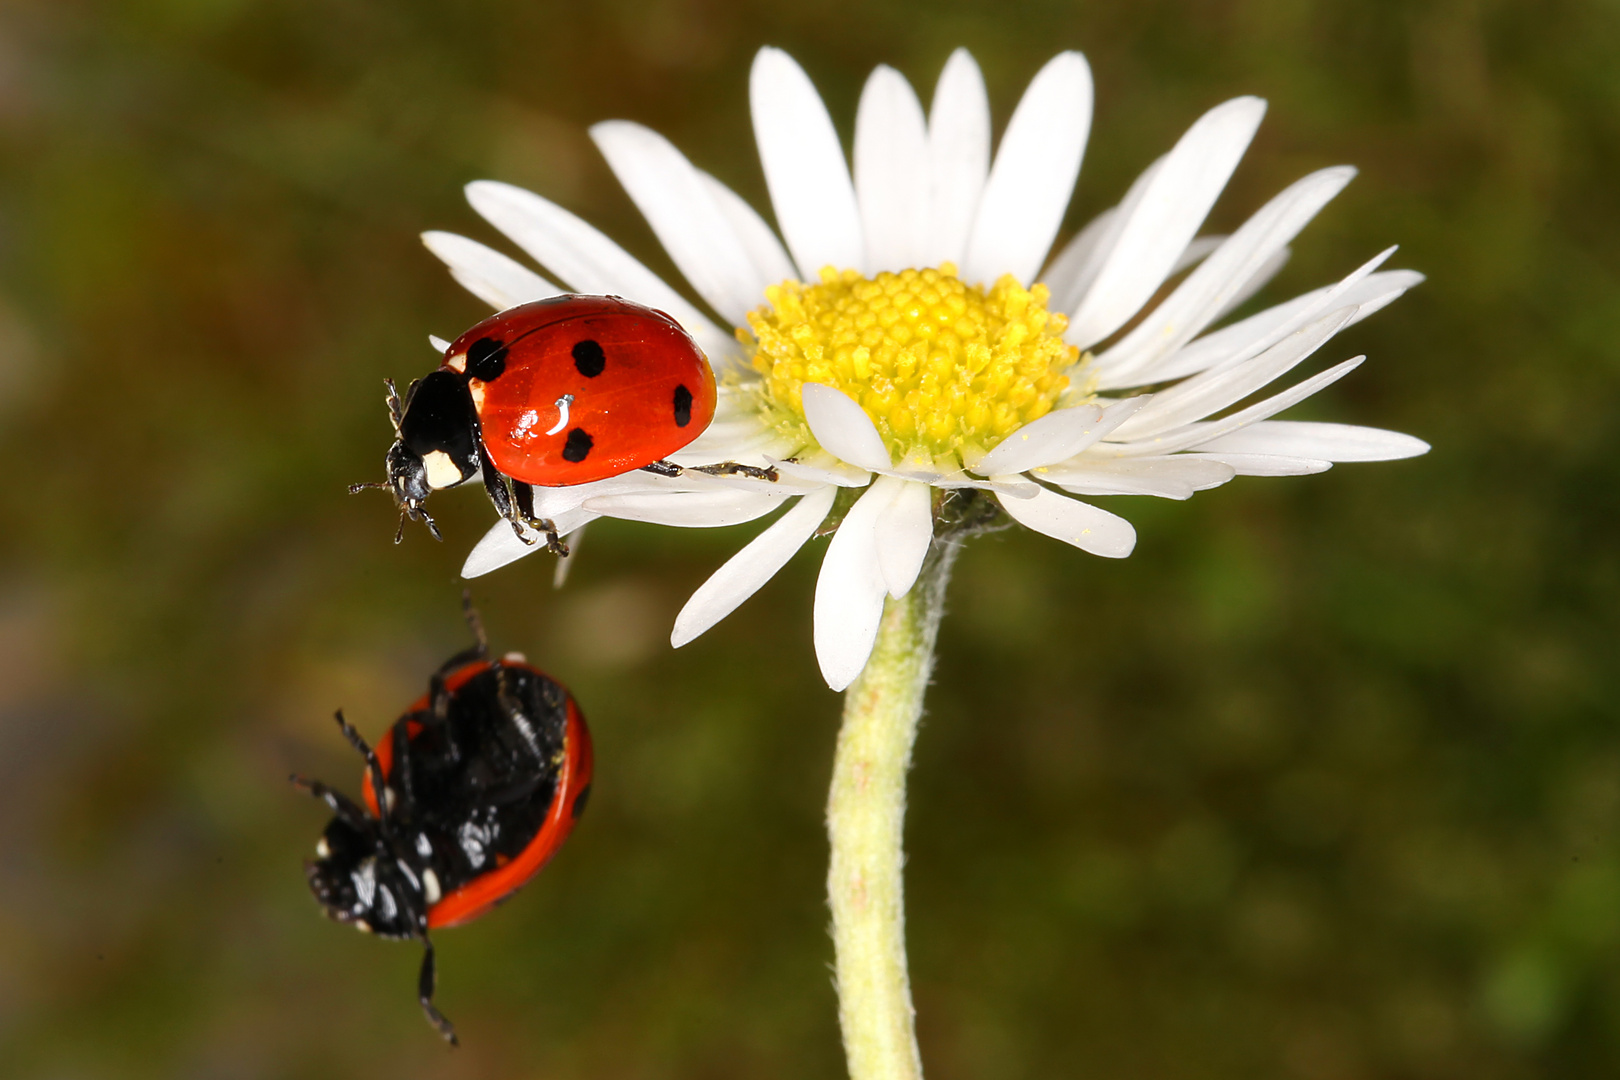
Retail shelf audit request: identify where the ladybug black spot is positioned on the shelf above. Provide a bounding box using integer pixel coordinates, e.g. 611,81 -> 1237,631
562,427 -> 593,462
572,784 -> 592,819
673,384 -> 693,427
467,338 -> 508,381
572,339 -> 606,378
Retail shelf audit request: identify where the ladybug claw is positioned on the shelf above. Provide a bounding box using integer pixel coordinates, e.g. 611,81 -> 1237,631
540,520 -> 568,557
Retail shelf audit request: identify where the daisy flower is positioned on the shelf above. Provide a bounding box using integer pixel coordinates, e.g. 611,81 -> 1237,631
427,47 -> 1426,693
418,47 -> 1428,1080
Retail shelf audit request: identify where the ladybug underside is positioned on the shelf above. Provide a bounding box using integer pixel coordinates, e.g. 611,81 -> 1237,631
310,664 -> 569,936
296,632 -> 591,1044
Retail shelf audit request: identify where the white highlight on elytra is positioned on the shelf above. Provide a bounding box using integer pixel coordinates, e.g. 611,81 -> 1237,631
545,394 -> 575,436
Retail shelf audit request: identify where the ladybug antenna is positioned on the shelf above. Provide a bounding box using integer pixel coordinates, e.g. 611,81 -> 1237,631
418,937 -> 458,1045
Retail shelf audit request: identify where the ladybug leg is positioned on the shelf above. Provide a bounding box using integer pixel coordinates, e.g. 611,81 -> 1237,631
493,665 -> 544,762
417,938 -> 459,1046
642,459 -> 780,482
288,774 -> 372,831
511,482 -> 569,557
691,461 -> 780,481
383,377 -> 405,434
389,714 -> 422,809
460,590 -> 490,656
332,710 -> 394,827
476,442 -> 527,535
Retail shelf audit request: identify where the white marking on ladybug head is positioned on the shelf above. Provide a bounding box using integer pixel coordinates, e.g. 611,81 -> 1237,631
445,351 -> 466,373
544,394 -> 574,436
422,868 -> 442,905
502,651 -> 527,664
421,451 -> 463,490
316,837 -> 331,859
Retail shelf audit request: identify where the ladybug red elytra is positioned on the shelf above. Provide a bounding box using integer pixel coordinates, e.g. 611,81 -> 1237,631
292,601 -> 593,1044
352,295 -> 775,551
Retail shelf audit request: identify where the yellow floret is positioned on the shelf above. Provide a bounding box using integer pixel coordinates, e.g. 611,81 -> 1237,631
740,264 -> 1083,468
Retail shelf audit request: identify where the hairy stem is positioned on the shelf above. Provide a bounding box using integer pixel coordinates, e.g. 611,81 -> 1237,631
827,539 -> 960,1080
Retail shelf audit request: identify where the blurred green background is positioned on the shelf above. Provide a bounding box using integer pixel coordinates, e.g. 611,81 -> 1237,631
1,0 -> 1617,1076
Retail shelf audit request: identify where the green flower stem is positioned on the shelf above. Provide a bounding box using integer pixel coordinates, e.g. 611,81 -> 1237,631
827,539 -> 961,1080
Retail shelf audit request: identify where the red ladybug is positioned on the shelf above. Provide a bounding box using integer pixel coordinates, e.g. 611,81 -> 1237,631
353,295 -> 772,550
293,602 -> 592,1044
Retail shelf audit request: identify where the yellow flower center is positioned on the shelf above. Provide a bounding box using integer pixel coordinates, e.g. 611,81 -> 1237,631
740,264 -> 1082,470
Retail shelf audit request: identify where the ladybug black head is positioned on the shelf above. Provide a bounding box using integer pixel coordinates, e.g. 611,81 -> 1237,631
305,815 -> 426,939
352,372 -> 482,543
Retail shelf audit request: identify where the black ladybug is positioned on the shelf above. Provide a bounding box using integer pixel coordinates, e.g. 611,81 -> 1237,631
292,600 -> 593,1043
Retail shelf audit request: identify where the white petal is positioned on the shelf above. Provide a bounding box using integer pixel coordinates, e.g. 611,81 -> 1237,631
698,171 -> 799,290
926,49 -> 991,267
984,475 -> 1042,499
421,231 -> 562,310
972,404 -> 1103,476
582,487 -> 791,527
1110,306 -> 1356,439
1039,206 -> 1115,305
962,52 -> 1093,287
552,526 -> 589,587
464,180 -> 741,366
1178,247 -> 1397,378
429,334 -> 451,353
592,121 -> 772,327
1147,268 -> 1423,384
1188,452 -> 1332,476
1195,420 -> 1429,460
529,472 -> 654,517
814,480 -> 894,690
1039,455 -> 1236,499
874,477 -> 932,597
800,383 -> 893,471
1094,166 -> 1355,385
855,66 -> 931,272
750,48 -> 865,276
1210,245 -> 1291,322
1108,356 -> 1366,456
461,508 -> 597,579
1067,97 -> 1267,348
997,487 -> 1136,558
672,485 -> 838,647
463,523 -> 536,578
769,453 -> 873,487
1048,156 -> 1163,315
1172,235 -> 1226,274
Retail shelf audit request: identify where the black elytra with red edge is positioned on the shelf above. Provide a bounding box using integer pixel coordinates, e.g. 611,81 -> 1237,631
292,603 -> 593,1044
349,294 -> 776,553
